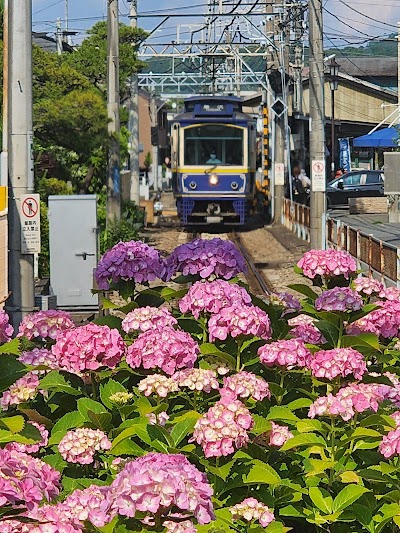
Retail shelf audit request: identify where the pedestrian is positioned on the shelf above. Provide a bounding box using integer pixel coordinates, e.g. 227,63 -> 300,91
291,161 -> 307,204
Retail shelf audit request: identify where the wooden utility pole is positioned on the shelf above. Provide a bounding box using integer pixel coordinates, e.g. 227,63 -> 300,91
107,0 -> 121,223
309,0 -> 326,249
6,0 -> 36,327
128,0 -> 140,206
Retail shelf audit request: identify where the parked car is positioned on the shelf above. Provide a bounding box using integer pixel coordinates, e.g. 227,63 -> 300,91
306,170 -> 384,208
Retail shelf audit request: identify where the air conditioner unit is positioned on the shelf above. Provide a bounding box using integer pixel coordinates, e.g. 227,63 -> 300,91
383,152 -> 400,195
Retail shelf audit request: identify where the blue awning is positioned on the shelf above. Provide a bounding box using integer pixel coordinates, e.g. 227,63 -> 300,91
353,127 -> 399,148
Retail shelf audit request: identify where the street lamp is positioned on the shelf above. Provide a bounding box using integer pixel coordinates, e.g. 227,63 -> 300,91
329,58 -> 340,179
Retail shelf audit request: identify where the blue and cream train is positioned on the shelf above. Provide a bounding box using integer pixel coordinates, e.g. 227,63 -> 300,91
171,96 -> 257,225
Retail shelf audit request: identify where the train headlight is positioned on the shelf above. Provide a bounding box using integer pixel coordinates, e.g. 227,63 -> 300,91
231,181 -> 239,190
189,181 -> 197,190
209,173 -> 219,186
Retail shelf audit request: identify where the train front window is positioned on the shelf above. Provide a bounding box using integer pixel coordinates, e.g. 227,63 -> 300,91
184,125 -> 244,166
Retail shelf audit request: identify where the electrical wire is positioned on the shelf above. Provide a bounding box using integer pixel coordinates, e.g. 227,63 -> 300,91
337,0 -> 398,30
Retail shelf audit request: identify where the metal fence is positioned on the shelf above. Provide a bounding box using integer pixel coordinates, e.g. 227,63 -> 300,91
281,198 -> 400,286
282,199 -> 310,242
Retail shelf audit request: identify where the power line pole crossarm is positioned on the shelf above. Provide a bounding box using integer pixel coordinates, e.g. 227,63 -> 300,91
128,0 -> 140,207
107,0 -> 121,223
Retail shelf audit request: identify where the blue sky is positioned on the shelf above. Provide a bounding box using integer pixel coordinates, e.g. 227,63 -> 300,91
32,0 -> 400,47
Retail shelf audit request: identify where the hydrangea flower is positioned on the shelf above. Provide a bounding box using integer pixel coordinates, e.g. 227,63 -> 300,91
297,249 -> 357,280
174,368 -> 219,393
258,338 -> 312,369
94,240 -> 166,290
288,314 -> 326,345
379,428 -> 400,458
354,277 -> 384,296
1,372 -> 40,410
138,374 -> 179,397
165,238 -> 246,281
6,421 -> 48,454
122,306 -> 177,334
2,506 -> 83,533
220,371 -> 270,401
379,286 -> 400,301
164,519 -> 197,533
0,309 -> 13,343
230,498 -> 275,528
58,428 -> 112,464
146,412 -> 170,426
18,310 -> 74,341
0,448 -> 60,510
19,347 -> 59,374
63,485 -> 111,528
208,304 -> 271,342
268,292 -> 301,314
391,411 -> 400,427
346,300 -> 400,338
52,323 -> 125,374
191,398 -> 254,457
315,287 -> 363,312
309,348 -> 367,380
269,421 -> 294,447
109,392 -> 134,405
179,280 -> 251,319
104,453 -> 214,525
126,327 -> 199,375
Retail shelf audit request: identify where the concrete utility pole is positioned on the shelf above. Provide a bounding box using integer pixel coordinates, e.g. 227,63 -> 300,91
107,0 -> 121,223
56,18 -> 63,55
388,21 -> 400,223
150,94 -> 159,192
128,0 -> 140,206
309,0 -> 326,249
6,0 -> 35,327
1,0 -> 8,188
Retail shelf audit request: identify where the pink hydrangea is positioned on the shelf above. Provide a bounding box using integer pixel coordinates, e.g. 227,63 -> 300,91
138,374 -> 179,397
18,310 -> 74,341
269,421 -> 294,447
104,453 -> 215,525
122,306 -> 177,334
220,371 -> 270,401
391,411 -> 400,427
346,300 -> 400,338
0,309 -> 13,343
63,485 -> 111,528
309,348 -> 367,380
308,382 -> 392,421
354,277 -> 384,296
164,519 -> 197,533
165,238 -> 247,281
379,428 -> 400,458
7,421 -> 48,454
58,428 -> 111,464
230,498 -> 275,528
179,280 -> 252,319
268,292 -> 301,314
297,249 -> 357,280
258,338 -> 312,369
19,347 -> 59,374
190,398 -> 254,457
52,323 -> 125,374
126,327 -> 199,375
379,286 -> 400,301
2,506 -> 83,533
208,304 -> 271,342
1,372 -> 40,410
0,448 -> 60,510
146,411 -> 170,426
315,287 -> 363,312
174,368 -> 219,393
94,240 -> 166,290
288,314 -> 326,345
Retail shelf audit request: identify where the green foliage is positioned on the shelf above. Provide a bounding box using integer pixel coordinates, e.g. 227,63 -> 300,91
99,200 -> 144,255
36,177 -> 72,203
144,151 -> 152,170
38,201 -> 49,278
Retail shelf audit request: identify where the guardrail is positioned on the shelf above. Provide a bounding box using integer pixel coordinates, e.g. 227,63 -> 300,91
282,199 -> 310,242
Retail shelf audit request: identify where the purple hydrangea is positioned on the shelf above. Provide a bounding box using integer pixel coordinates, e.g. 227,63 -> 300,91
94,240 -> 166,290
0,309 -> 13,343
315,287 -> 363,312
165,238 -> 247,281
268,292 -> 301,314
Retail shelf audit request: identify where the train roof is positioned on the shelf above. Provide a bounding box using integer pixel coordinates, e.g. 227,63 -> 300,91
172,95 -> 254,123
184,95 -> 243,104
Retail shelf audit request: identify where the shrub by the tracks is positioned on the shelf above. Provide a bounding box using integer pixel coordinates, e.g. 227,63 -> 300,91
3,243 -> 400,532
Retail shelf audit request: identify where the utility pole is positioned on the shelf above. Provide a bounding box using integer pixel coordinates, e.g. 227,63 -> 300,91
150,94 -> 159,193
107,0 -> 121,223
309,0 -> 326,249
1,0 -> 8,188
128,0 -> 140,206
56,18 -> 63,56
6,0 -> 35,327
388,21 -> 400,223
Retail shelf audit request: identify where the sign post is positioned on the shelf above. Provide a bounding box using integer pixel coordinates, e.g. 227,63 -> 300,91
311,160 -> 326,192
21,194 -> 41,254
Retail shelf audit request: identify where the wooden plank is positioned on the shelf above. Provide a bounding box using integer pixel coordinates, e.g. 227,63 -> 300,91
349,197 -> 387,215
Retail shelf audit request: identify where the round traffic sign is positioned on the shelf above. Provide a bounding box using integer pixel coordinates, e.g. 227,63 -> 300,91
22,197 -> 39,218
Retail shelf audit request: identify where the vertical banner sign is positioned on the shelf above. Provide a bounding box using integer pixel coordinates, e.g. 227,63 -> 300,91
21,194 -> 41,254
311,160 -> 326,192
339,138 -> 351,173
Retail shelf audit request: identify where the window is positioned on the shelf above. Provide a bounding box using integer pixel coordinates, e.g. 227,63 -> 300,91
365,172 -> 382,184
184,125 -> 244,166
342,173 -> 361,187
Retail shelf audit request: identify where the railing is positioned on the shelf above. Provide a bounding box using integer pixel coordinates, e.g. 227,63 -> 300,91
282,198 -> 310,242
326,217 -> 400,286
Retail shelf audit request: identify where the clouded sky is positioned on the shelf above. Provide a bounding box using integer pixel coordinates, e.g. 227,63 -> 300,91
32,0 -> 400,48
